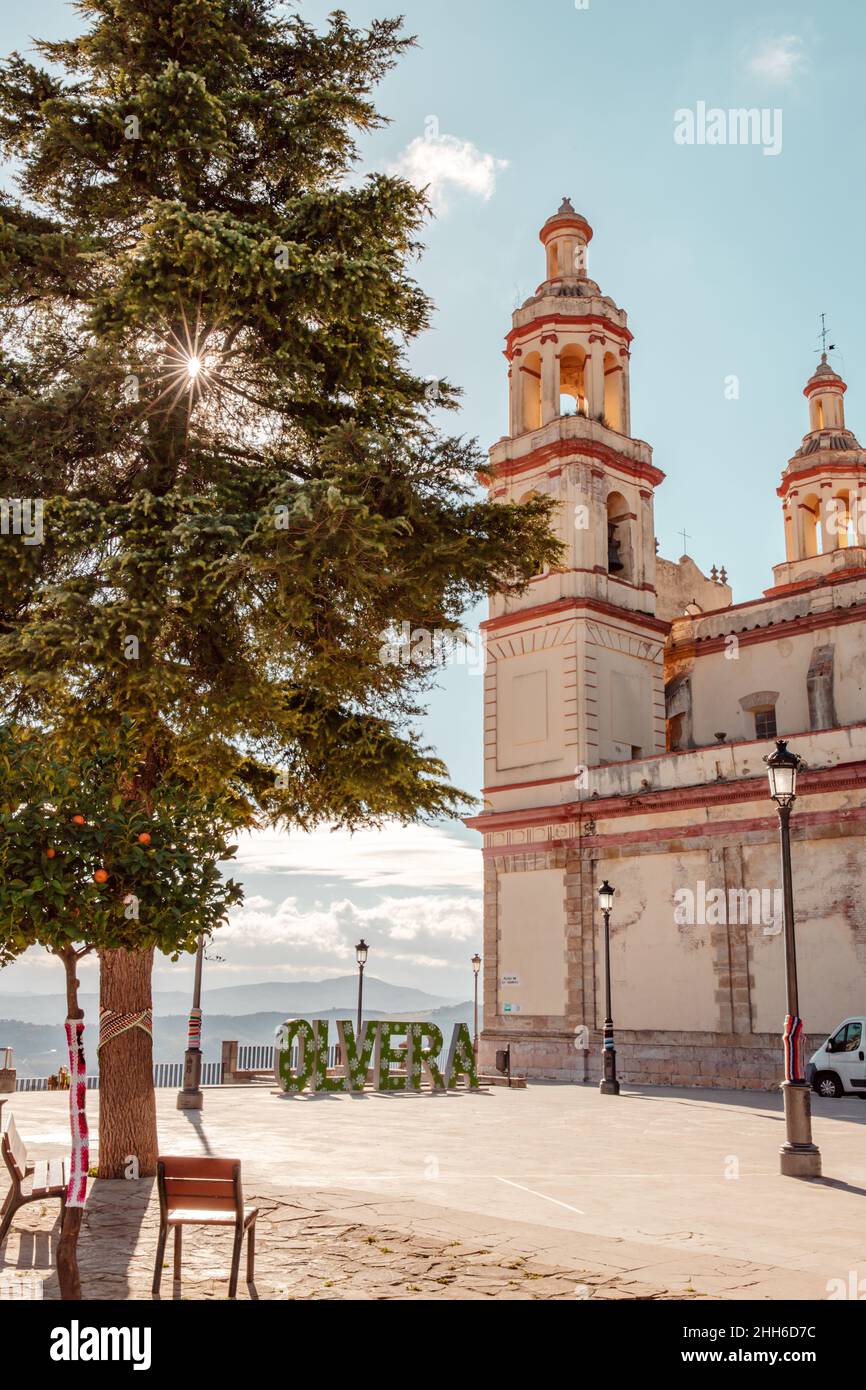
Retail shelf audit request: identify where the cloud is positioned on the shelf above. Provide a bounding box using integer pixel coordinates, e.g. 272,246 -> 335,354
747,35 -> 805,83
230,821 -> 481,892
221,892 -> 481,960
389,132 -> 508,213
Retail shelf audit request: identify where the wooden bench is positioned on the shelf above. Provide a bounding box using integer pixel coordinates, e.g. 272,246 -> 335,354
0,1112 -> 67,1246
152,1155 -> 258,1299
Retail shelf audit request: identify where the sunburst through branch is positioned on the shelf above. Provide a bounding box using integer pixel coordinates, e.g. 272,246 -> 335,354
142,300 -> 247,434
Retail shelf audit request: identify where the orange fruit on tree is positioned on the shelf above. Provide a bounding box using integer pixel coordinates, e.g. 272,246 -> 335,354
93,868 -> 109,884
46,847 -> 56,859
72,815 -> 85,826
137,832 -> 151,845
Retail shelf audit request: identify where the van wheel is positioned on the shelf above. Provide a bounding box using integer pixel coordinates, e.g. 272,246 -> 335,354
816,1072 -> 843,1098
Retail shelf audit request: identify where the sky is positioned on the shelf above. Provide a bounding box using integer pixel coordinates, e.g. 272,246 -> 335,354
3,0 -> 865,997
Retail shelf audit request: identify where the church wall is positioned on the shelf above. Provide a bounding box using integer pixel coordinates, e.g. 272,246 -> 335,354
497,867 -> 567,1017
688,635 -> 810,745
593,847 -> 717,1030
478,761 -> 866,1088
679,608 -> 866,746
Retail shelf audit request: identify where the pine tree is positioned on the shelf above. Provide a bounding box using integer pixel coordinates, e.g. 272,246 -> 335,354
0,0 -> 559,1217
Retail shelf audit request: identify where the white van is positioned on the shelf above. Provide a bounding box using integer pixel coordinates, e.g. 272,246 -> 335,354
807,1018 -> 866,1098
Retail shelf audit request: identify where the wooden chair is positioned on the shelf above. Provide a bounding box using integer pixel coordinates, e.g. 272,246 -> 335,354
152,1155 -> 258,1298
0,1112 -> 67,1246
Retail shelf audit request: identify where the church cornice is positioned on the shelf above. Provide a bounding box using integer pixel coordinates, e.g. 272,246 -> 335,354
485,435 -> 665,490
778,456 -> 866,498
505,313 -> 633,357
467,755 -> 866,838
480,594 -> 671,636
668,587 -> 866,657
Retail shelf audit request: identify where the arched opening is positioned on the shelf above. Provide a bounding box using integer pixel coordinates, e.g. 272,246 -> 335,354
520,351 -> 541,433
815,399 -> 825,430
558,344 -> 587,417
801,494 -> 821,557
606,490 -> 634,583
603,352 -> 624,432
833,491 -> 855,548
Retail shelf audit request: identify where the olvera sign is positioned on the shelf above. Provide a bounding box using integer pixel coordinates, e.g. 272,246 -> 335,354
275,1019 -> 478,1093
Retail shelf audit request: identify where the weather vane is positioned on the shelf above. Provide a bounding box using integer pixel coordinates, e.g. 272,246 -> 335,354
817,312 -> 836,357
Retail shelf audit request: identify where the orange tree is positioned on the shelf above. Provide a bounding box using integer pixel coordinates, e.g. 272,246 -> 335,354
0,720 -> 242,1297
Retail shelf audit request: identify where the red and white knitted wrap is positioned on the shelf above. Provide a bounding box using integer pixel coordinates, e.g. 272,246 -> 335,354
64,1018 -> 89,1208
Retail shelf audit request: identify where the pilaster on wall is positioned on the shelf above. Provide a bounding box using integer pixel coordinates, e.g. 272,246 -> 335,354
721,843 -> 756,1035
564,850 -> 585,1027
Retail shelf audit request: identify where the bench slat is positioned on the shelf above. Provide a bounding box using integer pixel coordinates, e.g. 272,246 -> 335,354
31,1158 -> 66,1196
2,1114 -> 28,1182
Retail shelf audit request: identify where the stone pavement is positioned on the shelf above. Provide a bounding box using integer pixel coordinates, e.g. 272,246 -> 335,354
2,1082 -> 865,1300
1,1179 -> 686,1301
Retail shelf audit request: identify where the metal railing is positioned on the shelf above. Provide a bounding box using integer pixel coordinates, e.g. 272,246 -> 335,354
15,1060 -> 223,1093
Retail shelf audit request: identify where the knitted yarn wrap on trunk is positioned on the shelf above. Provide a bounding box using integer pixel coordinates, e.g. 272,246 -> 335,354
64,1018 -> 88,1208
96,1006 -> 153,1054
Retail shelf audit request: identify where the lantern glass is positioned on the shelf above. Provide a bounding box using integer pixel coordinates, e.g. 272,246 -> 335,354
355,939 -> 369,967
471,953 -> 481,975
597,880 -> 615,913
764,740 -> 800,807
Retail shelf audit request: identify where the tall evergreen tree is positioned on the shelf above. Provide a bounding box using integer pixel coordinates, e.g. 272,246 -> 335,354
0,0 -> 558,1193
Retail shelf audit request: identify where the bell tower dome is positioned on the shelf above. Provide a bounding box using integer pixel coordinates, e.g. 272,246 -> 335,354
772,353 -> 866,585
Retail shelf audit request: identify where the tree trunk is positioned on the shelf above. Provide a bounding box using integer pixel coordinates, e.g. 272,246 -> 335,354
98,947 -> 158,1179
57,948 -> 88,1300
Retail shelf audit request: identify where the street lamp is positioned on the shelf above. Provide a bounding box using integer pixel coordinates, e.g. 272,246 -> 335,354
764,739 -> 821,1178
177,934 -> 205,1111
597,880 -> 619,1096
355,939 -> 368,1036
471,953 -> 482,1058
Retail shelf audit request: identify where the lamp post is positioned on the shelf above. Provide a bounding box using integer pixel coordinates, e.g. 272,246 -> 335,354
177,934 -> 205,1111
355,939 -> 368,1036
764,740 -> 821,1178
597,880 -> 619,1095
471,953 -> 481,1058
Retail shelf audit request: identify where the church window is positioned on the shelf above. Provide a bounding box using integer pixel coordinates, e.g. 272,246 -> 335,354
754,707 -> 777,740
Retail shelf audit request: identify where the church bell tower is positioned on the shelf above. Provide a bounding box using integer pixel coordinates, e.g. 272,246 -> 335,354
467,202 -> 669,1075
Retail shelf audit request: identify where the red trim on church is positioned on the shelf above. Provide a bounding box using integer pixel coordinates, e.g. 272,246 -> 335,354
505,314 -> 633,356
777,460 -> 866,498
669,594 -> 866,658
466,755 -> 866,837
487,435 -> 665,491
481,595 -> 670,637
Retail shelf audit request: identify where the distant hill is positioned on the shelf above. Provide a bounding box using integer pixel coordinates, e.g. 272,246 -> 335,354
0,974 -> 459,1029
0,1001 -> 474,1076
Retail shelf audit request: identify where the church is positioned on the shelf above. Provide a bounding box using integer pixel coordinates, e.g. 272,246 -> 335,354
466,199 -> 866,1089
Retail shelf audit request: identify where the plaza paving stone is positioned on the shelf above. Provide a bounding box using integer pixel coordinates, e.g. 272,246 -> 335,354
2,1081 -> 864,1300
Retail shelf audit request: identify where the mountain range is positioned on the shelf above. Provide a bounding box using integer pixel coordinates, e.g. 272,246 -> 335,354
0,977 -> 472,1076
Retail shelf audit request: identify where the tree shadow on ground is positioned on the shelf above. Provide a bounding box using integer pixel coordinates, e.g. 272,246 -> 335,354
77,1176 -> 155,1300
